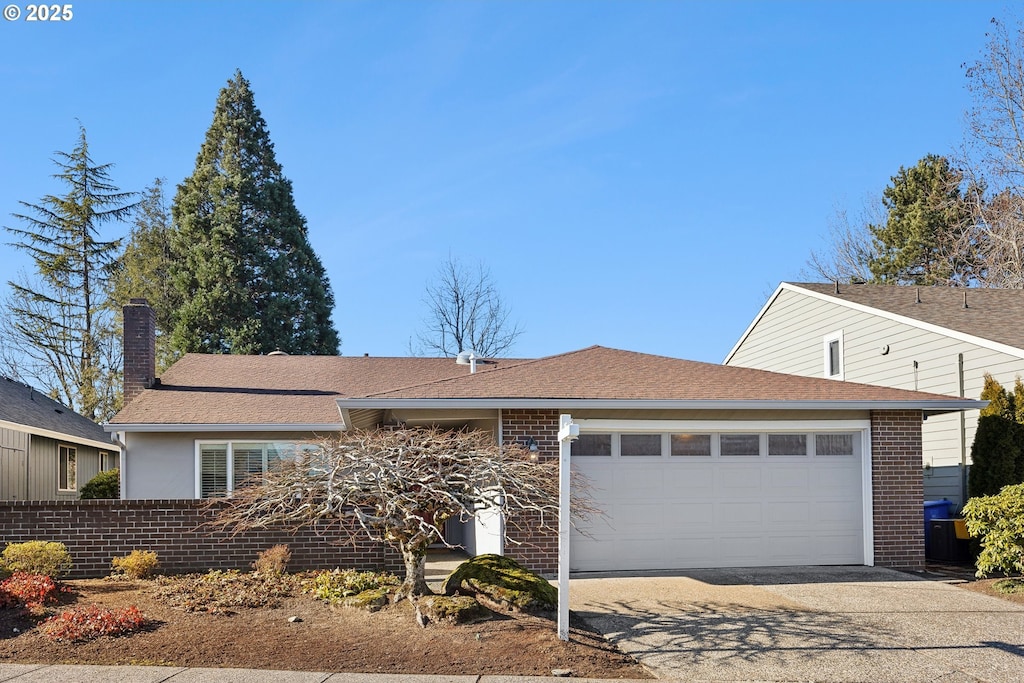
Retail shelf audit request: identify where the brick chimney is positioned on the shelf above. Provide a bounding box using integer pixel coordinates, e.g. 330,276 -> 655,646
123,298 -> 156,405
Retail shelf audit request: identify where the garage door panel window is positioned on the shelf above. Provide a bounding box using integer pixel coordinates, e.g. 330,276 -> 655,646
815,433 -> 856,456
571,433 -> 612,457
720,434 -> 760,456
768,434 -> 808,457
670,433 -> 712,457
620,434 -> 662,456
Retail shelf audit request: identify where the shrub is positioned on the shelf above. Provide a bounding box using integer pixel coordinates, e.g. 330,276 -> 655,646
0,572 -> 61,608
1,541 -> 72,579
252,544 -> 291,575
963,483 -> 1024,578
111,550 -> 160,580
154,570 -> 297,612
41,605 -> 146,641
80,468 -> 120,499
302,569 -> 400,604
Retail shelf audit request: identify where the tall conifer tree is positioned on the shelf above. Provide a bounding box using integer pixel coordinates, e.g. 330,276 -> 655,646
170,70 -> 339,355
2,124 -> 136,420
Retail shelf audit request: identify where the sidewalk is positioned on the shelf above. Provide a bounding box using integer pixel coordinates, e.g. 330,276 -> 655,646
0,665 -> 661,683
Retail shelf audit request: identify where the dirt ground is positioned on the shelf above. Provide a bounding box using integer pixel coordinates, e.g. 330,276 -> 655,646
958,577 -> 1024,605
0,579 -> 650,678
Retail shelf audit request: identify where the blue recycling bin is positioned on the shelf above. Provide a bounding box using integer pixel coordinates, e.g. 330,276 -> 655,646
924,499 -> 954,558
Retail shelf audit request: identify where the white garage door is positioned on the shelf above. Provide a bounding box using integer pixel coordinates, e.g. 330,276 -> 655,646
570,428 -> 866,571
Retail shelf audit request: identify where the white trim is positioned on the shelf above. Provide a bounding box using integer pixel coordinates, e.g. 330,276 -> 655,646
335,398 -> 982,413
861,425 -> 875,566
57,444 -> 77,492
575,418 -> 871,432
823,329 -> 845,381
0,419 -> 120,452
107,423 -> 343,433
723,282 -> 787,363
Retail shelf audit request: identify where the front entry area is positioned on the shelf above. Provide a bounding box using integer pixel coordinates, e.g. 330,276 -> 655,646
569,423 -> 868,571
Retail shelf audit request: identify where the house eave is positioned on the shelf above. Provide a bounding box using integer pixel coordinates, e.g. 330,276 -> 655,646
0,419 -> 121,452
335,397 -> 984,414
104,423 -> 345,434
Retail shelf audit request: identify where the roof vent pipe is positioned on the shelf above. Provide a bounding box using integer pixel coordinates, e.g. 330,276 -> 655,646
916,288 -> 921,304
963,291 -> 969,309
455,350 -> 479,373
834,280 -> 840,294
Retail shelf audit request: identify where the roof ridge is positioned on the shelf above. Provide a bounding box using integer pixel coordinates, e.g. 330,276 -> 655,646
362,346 -> 609,398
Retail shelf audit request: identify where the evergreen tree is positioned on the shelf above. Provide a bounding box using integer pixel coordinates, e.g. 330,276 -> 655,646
868,154 -> 974,285
108,178 -> 181,372
170,70 -> 339,355
968,374 -> 1023,498
2,124 -> 136,420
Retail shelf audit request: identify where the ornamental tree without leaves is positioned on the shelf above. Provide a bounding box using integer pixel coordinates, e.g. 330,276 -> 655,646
212,427 -> 597,601
170,70 -> 339,356
2,125 -> 136,420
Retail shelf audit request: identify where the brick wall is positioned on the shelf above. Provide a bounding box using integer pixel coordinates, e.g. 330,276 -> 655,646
0,500 -> 400,578
501,409 -> 560,577
870,410 -> 925,570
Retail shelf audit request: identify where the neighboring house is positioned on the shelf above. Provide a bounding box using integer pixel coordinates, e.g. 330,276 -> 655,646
725,282 -> 1023,507
106,300 -> 981,575
0,376 -> 120,500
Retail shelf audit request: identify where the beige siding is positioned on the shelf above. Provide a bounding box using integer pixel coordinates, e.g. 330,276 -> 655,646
729,287 -> 1024,505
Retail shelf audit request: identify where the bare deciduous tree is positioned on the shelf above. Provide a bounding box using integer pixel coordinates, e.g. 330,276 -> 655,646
961,16 -> 1024,288
804,200 -> 881,283
414,256 -> 522,358
212,427 -> 596,601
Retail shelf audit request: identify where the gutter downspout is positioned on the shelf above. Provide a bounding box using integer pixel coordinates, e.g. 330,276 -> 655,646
959,354 -> 967,507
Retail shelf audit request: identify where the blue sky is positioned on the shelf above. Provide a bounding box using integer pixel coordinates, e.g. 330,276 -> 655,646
0,1 -> 1009,363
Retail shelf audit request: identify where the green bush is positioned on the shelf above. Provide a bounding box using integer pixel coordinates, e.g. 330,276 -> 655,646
962,483 -> 1024,578
302,569 -> 399,604
1,541 -> 72,579
111,550 -> 160,579
80,468 -> 120,499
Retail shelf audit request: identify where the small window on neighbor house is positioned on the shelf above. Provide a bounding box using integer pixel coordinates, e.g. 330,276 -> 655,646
620,434 -> 662,456
99,451 -> 115,471
670,434 -> 712,457
824,331 -> 844,379
571,434 -> 612,456
720,434 -> 760,456
58,445 -> 77,491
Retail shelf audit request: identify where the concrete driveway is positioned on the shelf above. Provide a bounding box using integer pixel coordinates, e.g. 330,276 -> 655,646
570,566 -> 1024,682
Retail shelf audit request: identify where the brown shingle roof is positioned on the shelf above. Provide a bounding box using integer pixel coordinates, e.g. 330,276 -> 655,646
109,354 -> 521,425
110,347 -> 979,428
788,283 -> 1024,350
356,346 -> 966,403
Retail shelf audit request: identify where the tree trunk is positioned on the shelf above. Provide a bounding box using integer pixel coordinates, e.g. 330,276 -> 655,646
395,541 -> 432,601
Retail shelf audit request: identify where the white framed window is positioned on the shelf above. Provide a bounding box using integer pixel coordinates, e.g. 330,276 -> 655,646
195,441 -> 294,498
99,451 -> 116,471
58,445 -> 77,491
823,330 -> 844,380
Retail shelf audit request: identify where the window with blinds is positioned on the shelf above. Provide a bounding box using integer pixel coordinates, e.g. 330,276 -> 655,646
198,442 -> 295,498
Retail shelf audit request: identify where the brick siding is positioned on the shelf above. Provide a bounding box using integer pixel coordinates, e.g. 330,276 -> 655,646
501,409 -> 561,577
870,409 -> 925,570
0,500 -> 400,578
